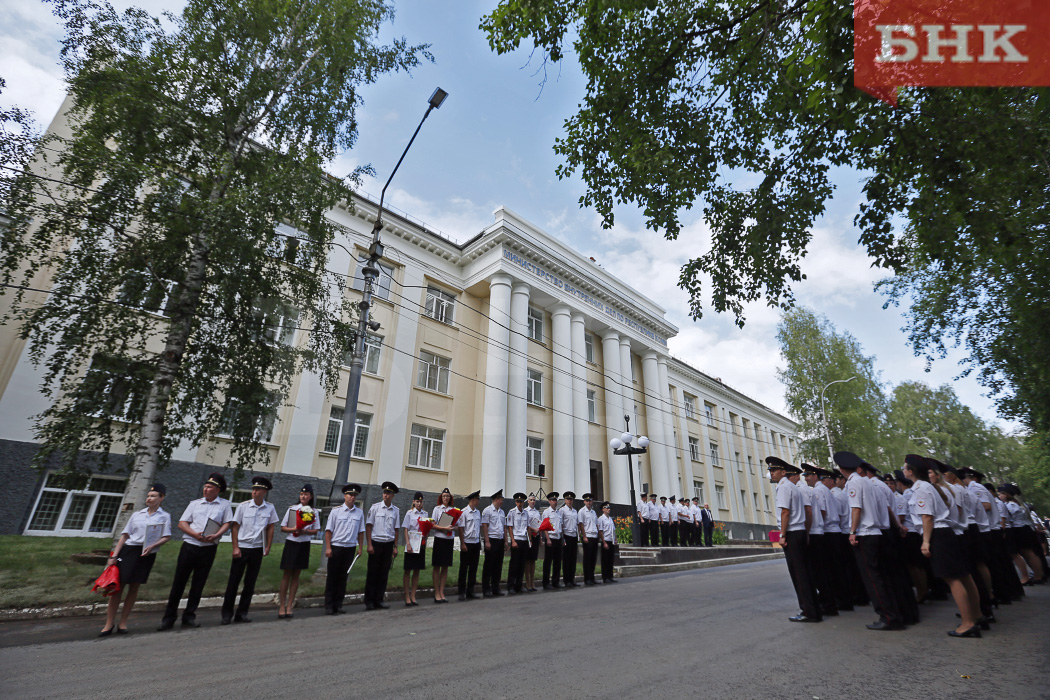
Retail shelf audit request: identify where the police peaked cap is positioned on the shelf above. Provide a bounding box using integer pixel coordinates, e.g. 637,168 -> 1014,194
562,490 -> 575,499
381,481 -> 399,494
833,451 -> 863,471
251,476 -> 273,490
958,467 -> 985,481
801,463 -> 819,475
205,472 -> 227,491
547,492 -> 560,500
513,492 -> 527,501
150,483 -> 167,496
342,483 -> 361,495
600,501 -> 611,509
766,456 -> 800,474
490,488 -> 504,500
904,454 -> 929,472
467,490 -> 482,500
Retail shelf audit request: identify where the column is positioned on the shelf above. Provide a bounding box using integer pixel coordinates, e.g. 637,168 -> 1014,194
282,369 -> 325,476
570,313 -> 590,494
550,305 -> 574,494
505,282 -> 530,497
480,274 -> 512,496
600,329 -> 628,504
656,358 -> 678,497
697,401 -> 719,512
640,352 -> 670,498
618,338 -> 639,492
720,406 -> 743,520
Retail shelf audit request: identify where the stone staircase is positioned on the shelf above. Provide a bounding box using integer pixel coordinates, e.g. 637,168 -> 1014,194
613,544 -> 783,577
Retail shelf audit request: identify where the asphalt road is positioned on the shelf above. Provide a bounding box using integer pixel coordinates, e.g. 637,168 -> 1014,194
2,559 -> 1047,699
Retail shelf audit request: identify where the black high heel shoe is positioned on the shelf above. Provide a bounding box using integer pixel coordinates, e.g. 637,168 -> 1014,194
947,625 -> 982,638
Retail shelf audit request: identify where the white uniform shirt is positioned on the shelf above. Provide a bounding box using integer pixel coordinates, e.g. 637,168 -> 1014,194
647,501 -> 659,520
508,507 -> 531,541
281,504 -> 321,543
799,483 -> 823,535
178,497 -> 234,546
560,505 -> 579,537
232,500 -> 280,548
832,487 -> 850,531
690,504 -> 702,525
1005,501 -> 1028,529
967,481 -> 991,532
775,479 -> 807,532
846,473 -> 881,536
679,503 -> 693,524
325,503 -> 365,547
526,505 -> 541,534
868,478 -> 893,530
817,483 -> 840,534
658,503 -> 669,523
402,507 -> 427,533
597,513 -> 615,542
909,481 -> 953,529
366,502 -> 400,542
541,505 -> 562,539
121,507 -> 172,546
892,492 -> 908,528
987,497 -> 1003,530
945,482 -> 968,535
459,505 -> 482,543
483,504 -> 506,540
579,506 -> 599,538
432,504 -> 455,539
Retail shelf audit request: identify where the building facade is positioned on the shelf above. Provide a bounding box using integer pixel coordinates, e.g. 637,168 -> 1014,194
0,109 -> 799,537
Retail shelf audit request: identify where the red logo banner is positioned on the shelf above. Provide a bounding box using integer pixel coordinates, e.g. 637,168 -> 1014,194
854,0 -> 1050,105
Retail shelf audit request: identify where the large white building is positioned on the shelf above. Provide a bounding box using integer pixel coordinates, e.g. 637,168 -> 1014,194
0,105 -> 799,538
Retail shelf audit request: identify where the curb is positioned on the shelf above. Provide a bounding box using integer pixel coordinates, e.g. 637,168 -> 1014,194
0,550 -> 782,622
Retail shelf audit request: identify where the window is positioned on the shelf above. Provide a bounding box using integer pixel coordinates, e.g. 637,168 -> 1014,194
735,451 -> 742,471
709,442 -> 719,466
526,369 -> 543,406
341,334 -> 383,374
408,424 -> 445,470
266,223 -> 313,268
117,272 -> 177,317
705,404 -> 715,426
217,393 -> 280,443
729,413 -> 739,434
747,455 -> 754,474
683,395 -> 696,419
25,473 -> 126,537
80,354 -> 151,422
753,493 -> 760,514
256,301 -> 300,346
416,350 -> 451,394
584,334 -> 594,363
693,480 -> 704,503
688,437 -> 701,461
587,390 -> 596,423
352,260 -> 394,300
527,307 -> 543,341
424,286 -> 456,324
310,494 -> 331,542
715,485 -> 727,510
526,437 -> 543,476
764,495 -> 771,512
753,423 -> 760,440
322,406 -> 371,458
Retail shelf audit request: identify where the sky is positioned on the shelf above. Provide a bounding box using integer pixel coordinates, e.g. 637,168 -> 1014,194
0,0 -> 1012,431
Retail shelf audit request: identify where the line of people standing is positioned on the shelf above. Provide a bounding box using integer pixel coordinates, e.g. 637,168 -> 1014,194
637,492 -> 715,547
770,451 -> 1048,638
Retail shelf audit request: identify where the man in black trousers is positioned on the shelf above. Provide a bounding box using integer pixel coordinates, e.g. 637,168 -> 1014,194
560,491 -> 580,587
767,456 -> 821,623
456,490 -> 482,600
700,500 -> 714,547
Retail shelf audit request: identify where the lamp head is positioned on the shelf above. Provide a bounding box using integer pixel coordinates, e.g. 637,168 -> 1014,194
610,438 -> 624,450
637,436 -> 650,449
429,87 -> 448,109
367,320 -> 381,332
621,432 -> 634,445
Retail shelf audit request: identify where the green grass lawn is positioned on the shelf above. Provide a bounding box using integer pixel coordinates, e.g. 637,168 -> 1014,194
0,535 -> 517,609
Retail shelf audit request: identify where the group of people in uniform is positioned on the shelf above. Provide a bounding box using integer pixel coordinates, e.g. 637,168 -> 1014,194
770,451 -> 1048,638
96,475 -> 624,636
636,492 -> 715,547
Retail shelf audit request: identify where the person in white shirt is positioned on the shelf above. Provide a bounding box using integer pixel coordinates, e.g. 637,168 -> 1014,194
666,495 -> 678,546
221,476 -> 280,625
456,490 -> 482,600
646,494 -> 660,548
541,492 -> 563,590
482,489 -> 507,596
658,496 -> 670,547
690,497 -> 704,547
364,481 -> 400,610
100,483 -> 171,636
324,483 -> 365,615
998,483 -> 1045,585
767,456 -> 820,623
278,483 -> 321,619
402,492 -> 427,606
637,493 -> 649,547
579,493 -> 600,585
801,465 -> 837,618
158,472 -> 233,631
560,491 -> 580,587
819,469 -> 851,611
525,494 -> 542,591
933,460 -> 994,622
597,501 -> 618,582
431,487 -> 456,603
506,492 -> 532,594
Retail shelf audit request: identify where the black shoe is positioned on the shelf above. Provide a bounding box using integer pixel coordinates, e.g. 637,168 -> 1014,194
838,605 -> 854,612
551,583 -> 561,589
376,603 -> 390,610
543,584 -> 551,590
181,620 -> 201,628
947,625 -> 981,638
325,609 -> 336,615
566,582 -> 579,588
606,578 -> 618,583
978,618 -> 991,630
336,608 -> 348,614
788,614 -> 821,623
435,599 -> 448,604
866,621 -> 904,631
466,593 -> 477,599
116,627 -> 128,635
406,602 -> 414,607
458,594 -> 467,601
364,602 -> 375,610
234,616 -> 251,623
220,618 -> 232,626
483,592 -> 493,598
584,580 -> 596,586
822,609 -> 840,617
156,621 -> 174,631
98,628 -> 113,638
410,601 -> 419,606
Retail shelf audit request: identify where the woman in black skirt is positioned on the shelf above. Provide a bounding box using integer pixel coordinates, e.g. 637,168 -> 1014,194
431,488 -> 456,603
907,459 -> 982,638
278,484 -> 320,618
401,492 -> 427,606
100,484 -> 172,636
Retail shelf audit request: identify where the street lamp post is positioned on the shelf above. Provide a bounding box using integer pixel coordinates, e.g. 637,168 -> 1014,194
316,88 -> 447,575
819,375 -> 856,463
610,415 -> 648,547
